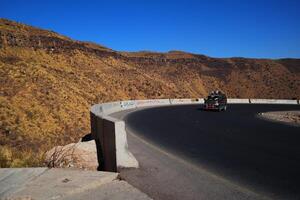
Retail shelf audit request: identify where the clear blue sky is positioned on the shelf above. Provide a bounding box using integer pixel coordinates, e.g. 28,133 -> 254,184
1,0 -> 300,58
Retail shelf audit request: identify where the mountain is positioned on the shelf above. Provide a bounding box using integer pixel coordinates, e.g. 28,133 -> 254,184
0,18 -> 299,167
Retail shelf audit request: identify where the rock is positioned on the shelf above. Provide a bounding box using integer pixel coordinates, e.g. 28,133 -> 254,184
45,140 -> 98,170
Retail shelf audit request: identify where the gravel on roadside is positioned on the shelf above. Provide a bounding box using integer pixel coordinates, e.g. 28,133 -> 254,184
259,111 -> 300,126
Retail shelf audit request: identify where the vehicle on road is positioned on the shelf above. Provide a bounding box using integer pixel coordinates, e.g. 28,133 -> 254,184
204,90 -> 227,111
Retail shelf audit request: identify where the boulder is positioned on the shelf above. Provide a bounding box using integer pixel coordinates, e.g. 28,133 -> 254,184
45,140 -> 98,170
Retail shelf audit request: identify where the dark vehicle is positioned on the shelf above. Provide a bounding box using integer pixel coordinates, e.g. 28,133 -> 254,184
204,90 -> 227,111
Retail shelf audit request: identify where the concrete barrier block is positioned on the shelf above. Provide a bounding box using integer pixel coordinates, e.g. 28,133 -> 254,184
250,99 -> 298,104
114,120 -> 139,169
102,116 -> 138,171
194,98 -> 204,104
101,102 -> 122,114
169,98 -> 204,105
91,103 -> 139,172
90,104 -> 104,116
92,114 -> 138,172
227,98 -> 250,104
135,99 -> 171,107
120,100 -> 137,110
102,100 -> 138,114
170,99 -> 192,105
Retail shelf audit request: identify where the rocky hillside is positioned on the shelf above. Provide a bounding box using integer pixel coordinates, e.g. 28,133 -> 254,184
0,18 -> 299,167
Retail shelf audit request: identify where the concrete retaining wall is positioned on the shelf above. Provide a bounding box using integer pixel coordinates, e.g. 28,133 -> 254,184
90,97 -> 299,172
120,100 -> 137,110
91,106 -> 138,172
249,99 -> 298,104
102,116 -> 138,170
170,98 -> 193,105
227,98 -> 250,104
135,99 -> 170,107
195,98 -> 205,104
170,98 -> 204,105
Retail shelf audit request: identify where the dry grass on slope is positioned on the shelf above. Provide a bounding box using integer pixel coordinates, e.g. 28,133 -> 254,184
0,46 -> 208,167
0,18 -> 69,41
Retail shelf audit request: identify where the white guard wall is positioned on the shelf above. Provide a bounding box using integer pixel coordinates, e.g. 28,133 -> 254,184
135,99 -> 170,107
90,98 -> 299,172
250,99 -> 298,104
170,98 -> 204,105
227,98 -> 250,103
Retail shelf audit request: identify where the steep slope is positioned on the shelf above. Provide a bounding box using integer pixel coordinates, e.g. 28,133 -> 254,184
0,18 -> 299,167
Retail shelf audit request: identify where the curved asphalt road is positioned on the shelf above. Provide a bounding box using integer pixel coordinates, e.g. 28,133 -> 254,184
116,104 -> 300,200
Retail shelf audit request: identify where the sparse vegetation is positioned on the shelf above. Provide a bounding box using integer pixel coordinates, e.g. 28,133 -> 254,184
0,18 -> 299,167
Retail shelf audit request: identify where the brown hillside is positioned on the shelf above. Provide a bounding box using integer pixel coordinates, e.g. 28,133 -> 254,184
0,18 -> 299,167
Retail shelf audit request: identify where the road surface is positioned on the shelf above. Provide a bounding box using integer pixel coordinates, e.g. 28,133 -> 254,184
113,104 -> 300,200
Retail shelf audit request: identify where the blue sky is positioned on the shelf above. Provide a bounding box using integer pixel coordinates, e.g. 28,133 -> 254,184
1,0 -> 300,58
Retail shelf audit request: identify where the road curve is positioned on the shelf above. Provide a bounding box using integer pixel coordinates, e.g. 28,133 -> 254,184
117,104 -> 300,200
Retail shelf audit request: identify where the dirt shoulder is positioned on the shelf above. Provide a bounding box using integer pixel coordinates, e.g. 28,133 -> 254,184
260,111 -> 300,127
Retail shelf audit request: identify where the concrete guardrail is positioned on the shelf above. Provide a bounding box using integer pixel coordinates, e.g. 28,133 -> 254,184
227,98 -> 250,104
90,98 -> 299,172
249,99 -> 298,104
